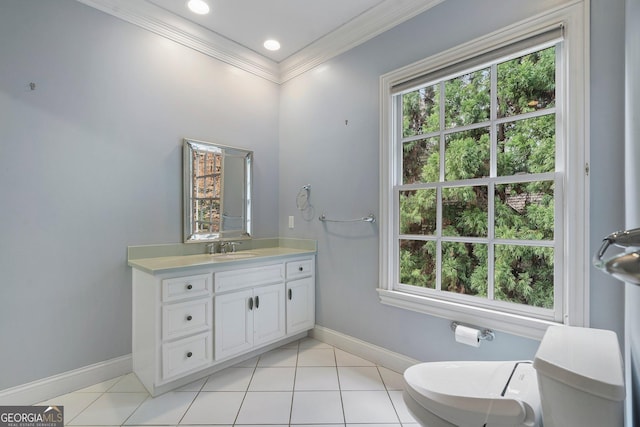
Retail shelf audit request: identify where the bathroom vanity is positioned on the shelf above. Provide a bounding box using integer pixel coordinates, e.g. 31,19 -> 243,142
128,241 -> 316,396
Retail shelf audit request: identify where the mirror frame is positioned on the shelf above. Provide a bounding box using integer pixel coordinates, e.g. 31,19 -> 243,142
183,138 -> 253,243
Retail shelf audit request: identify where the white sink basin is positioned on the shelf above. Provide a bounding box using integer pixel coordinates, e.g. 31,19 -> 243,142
211,251 -> 259,260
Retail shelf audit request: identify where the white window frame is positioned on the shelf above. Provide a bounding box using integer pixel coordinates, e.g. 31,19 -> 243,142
378,2 -> 589,340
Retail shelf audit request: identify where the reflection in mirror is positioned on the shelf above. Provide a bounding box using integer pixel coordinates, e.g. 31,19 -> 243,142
183,139 -> 252,243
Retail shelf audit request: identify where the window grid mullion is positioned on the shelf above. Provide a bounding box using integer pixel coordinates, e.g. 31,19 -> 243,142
400,107 -> 556,145
487,63 -> 498,301
436,80 -> 446,291
394,95 -> 402,288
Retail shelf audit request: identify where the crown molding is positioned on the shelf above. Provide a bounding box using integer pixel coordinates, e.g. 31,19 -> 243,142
75,0 -> 281,83
279,0 -> 446,82
75,0 -> 445,84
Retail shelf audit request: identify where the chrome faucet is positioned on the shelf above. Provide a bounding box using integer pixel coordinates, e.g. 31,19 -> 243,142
224,241 -> 242,253
206,241 -> 243,254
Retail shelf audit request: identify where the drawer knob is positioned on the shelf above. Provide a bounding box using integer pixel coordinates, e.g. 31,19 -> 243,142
186,315 -> 193,321
186,352 -> 193,358
186,283 -> 193,290
298,266 -> 304,272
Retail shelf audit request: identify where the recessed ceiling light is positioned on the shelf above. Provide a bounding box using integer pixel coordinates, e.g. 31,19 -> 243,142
187,0 -> 210,15
263,39 -> 281,51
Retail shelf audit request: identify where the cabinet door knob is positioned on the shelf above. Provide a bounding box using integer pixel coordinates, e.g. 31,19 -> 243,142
248,297 -> 254,310
186,352 -> 193,358
255,295 -> 259,309
186,283 -> 193,290
288,289 -> 293,300
186,315 -> 193,321
298,266 -> 304,272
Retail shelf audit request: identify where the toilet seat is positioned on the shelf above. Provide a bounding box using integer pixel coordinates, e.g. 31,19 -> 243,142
404,361 -> 541,427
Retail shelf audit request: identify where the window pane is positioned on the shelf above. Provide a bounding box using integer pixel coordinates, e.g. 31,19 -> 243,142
195,199 -> 220,232
442,186 -> 488,237
495,181 -> 554,240
399,240 -> 436,288
445,128 -> 490,180
403,84 -> 440,137
495,245 -> 554,308
497,46 -> 556,118
400,189 -> 437,235
497,115 -> 555,175
441,242 -> 487,296
445,68 -> 490,128
403,137 -> 439,184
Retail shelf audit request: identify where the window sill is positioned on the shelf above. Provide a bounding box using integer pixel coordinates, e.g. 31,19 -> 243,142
377,288 -> 558,341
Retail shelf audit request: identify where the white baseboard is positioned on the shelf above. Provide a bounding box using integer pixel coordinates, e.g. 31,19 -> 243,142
0,354 -> 132,405
310,325 -> 419,373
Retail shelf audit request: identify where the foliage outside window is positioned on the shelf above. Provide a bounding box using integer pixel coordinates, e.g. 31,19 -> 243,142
399,46 -> 557,313
379,5 -> 589,339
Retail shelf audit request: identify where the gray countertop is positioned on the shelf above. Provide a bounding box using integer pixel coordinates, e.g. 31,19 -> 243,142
128,238 -> 316,275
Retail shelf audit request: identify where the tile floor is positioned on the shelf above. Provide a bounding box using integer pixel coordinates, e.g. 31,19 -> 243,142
38,338 -> 419,426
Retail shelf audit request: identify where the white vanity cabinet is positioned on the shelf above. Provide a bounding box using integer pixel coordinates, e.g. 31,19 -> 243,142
130,252 -> 315,396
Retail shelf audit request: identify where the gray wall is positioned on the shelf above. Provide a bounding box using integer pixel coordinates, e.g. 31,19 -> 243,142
0,0 -> 279,390
279,0 -> 626,363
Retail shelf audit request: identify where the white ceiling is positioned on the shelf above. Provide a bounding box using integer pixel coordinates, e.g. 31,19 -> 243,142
146,0 -> 386,63
76,0 -> 445,83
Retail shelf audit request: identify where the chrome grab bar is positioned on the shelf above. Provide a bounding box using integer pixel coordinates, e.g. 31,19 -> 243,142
318,213 -> 376,223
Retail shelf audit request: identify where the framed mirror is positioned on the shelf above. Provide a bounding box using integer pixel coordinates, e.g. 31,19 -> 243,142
183,138 -> 252,242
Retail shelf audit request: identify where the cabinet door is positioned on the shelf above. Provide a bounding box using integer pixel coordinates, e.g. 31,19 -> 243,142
215,288 -> 253,360
253,283 -> 286,346
286,277 -> 315,335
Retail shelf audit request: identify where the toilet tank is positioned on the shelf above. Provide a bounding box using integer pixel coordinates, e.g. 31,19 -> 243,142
533,326 -> 625,427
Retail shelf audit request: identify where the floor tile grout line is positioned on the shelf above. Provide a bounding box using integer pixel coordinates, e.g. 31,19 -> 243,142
65,374 -> 131,426
118,389 -> 152,427
63,389 -> 105,426
333,345 -> 348,425
231,353 -> 260,427
175,387 -> 203,425
379,365 -> 404,425
286,341 -> 300,426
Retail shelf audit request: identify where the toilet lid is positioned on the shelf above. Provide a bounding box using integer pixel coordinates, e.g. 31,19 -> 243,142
404,361 -> 540,426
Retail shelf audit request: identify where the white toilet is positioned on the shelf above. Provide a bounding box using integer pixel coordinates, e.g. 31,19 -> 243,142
403,326 -> 625,427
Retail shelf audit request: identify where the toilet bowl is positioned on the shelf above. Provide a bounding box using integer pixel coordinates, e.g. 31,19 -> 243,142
404,361 -> 541,427
403,326 -> 625,427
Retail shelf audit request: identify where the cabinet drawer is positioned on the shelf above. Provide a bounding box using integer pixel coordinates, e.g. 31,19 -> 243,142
162,332 -> 212,380
286,259 -> 314,279
162,299 -> 212,341
214,264 -> 284,293
162,274 -> 211,302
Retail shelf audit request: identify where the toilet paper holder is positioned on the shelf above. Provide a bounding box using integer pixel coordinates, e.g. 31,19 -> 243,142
451,322 -> 495,341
